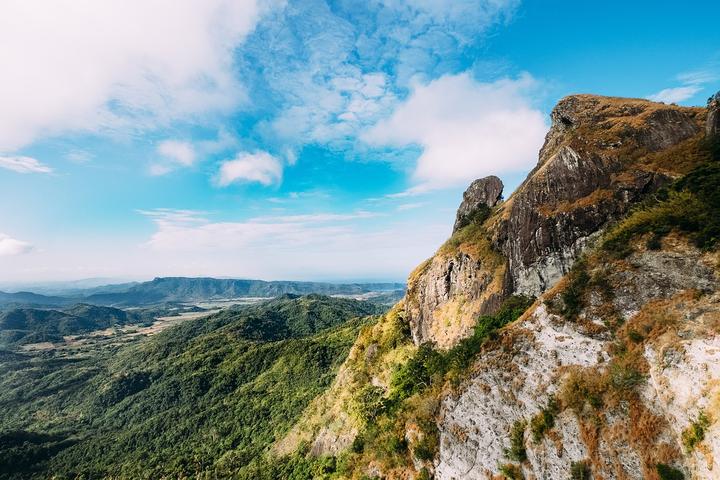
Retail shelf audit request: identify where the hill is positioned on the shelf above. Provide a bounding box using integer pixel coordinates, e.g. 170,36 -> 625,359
0,304 -> 141,347
0,295 -> 383,478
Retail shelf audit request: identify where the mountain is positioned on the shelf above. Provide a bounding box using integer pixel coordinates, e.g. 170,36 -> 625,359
0,291 -> 72,309
262,93 -> 720,479
84,277 -> 405,306
0,304 -> 141,346
0,295 -> 383,478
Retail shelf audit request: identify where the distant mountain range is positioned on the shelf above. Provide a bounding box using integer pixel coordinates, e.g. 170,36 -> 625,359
0,277 -> 405,308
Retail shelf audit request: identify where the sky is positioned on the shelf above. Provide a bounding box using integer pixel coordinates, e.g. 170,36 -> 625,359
1,0 -> 719,284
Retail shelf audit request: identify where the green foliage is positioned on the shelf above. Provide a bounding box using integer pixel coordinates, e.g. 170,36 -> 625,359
609,361 -> 644,391
416,467 -> 432,480
603,135 -> 720,257
499,463 -> 524,479
656,463 -> 684,480
455,204 -> 492,231
530,397 -> 559,443
559,260 -> 591,319
570,460 -> 591,480
0,295 -> 378,479
505,420 -> 527,462
351,385 -> 388,424
682,411 -> 711,452
388,295 -> 534,405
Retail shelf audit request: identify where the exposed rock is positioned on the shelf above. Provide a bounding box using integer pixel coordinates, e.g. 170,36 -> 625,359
435,239 -> 720,480
406,251 -> 504,348
407,95 -> 705,347
708,91 -> 720,137
435,304 -> 607,479
495,95 -> 703,298
453,176 -> 503,233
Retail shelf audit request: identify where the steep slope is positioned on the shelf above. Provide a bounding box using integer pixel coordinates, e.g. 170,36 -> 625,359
266,93 -> 720,480
407,95 -> 706,349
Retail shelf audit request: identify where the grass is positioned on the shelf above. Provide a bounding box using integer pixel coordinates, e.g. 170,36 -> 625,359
530,396 -> 559,443
682,411 -> 711,453
499,463 -> 524,479
505,420 -> 527,462
570,460 -> 591,480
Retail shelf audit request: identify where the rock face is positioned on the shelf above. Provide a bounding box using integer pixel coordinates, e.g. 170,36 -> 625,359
436,239 -> 720,480
494,95 -> 703,298
708,91 -> 720,137
406,95 -> 706,348
453,176 -> 504,232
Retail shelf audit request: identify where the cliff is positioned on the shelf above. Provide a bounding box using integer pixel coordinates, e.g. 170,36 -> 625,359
407,95 -> 706,348
272,93 -> 720,480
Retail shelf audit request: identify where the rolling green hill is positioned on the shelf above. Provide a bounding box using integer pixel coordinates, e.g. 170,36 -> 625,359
0,295 -> 382,479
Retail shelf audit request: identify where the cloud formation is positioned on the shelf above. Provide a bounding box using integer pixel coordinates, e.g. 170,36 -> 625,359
0,156 -> 53,174
0,0 -> 268,152
136,208 -> 446,279
364,73 -> 547,189
0,233 -> 33,256
243,0 -> 520,149
648,68 -> 718,104
216,151 -> 283,186
150,140 -> 197,175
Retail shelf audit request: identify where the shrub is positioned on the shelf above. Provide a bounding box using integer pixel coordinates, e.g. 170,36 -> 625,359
570,460 -> 590,479
499,463 -> 524,479
559,369 -> 606,413
682,411 -> 711,452
351,385 -> 388,423
656,463 -> 684,480
505,420 -> 527,462
416,467 -> 432,480
530,396 -> 559,443
562,261 -> 591,319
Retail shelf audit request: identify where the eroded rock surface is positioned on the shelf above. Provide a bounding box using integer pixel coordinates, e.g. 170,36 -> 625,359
453,176 -> 504,233
407,95 -> 705,348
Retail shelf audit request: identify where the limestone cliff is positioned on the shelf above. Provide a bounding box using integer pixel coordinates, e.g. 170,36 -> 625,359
274,93 -> 720,480
407,95 -> 706,348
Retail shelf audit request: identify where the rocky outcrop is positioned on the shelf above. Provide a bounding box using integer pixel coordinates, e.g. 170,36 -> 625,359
453,176 -> 503,232
436,238 -> 720,479
708,91 -> 720,137
407,95 -> 706,348
406,251 -> 504,348
494,95 -> 704,298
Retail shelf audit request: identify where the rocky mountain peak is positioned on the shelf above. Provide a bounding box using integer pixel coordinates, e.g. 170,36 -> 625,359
453,175 -> 503,232
406,94 -> 707,348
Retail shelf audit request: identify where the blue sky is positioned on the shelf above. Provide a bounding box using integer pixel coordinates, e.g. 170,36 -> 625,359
0,0 -> 719,283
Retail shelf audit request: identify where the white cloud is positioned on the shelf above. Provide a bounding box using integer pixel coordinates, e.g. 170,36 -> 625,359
0,233 -> 33,256
216,151 -> 283,186
647,68 -> 718,104
0,155 -> 53,174
157,140 -> 196,166
248,0 -> 518,149
396,202 -> 425,211
134,208 -> 446,280
364,72 -> 547,189
647,85 -> 703,104
150,140 -> 197,175
0,0 -> 269,152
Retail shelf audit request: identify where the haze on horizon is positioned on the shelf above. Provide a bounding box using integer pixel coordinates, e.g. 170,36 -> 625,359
1,0 -> 719,283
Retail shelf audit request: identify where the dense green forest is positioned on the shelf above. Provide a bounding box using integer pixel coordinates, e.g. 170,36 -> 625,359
0,295 -> 382,479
